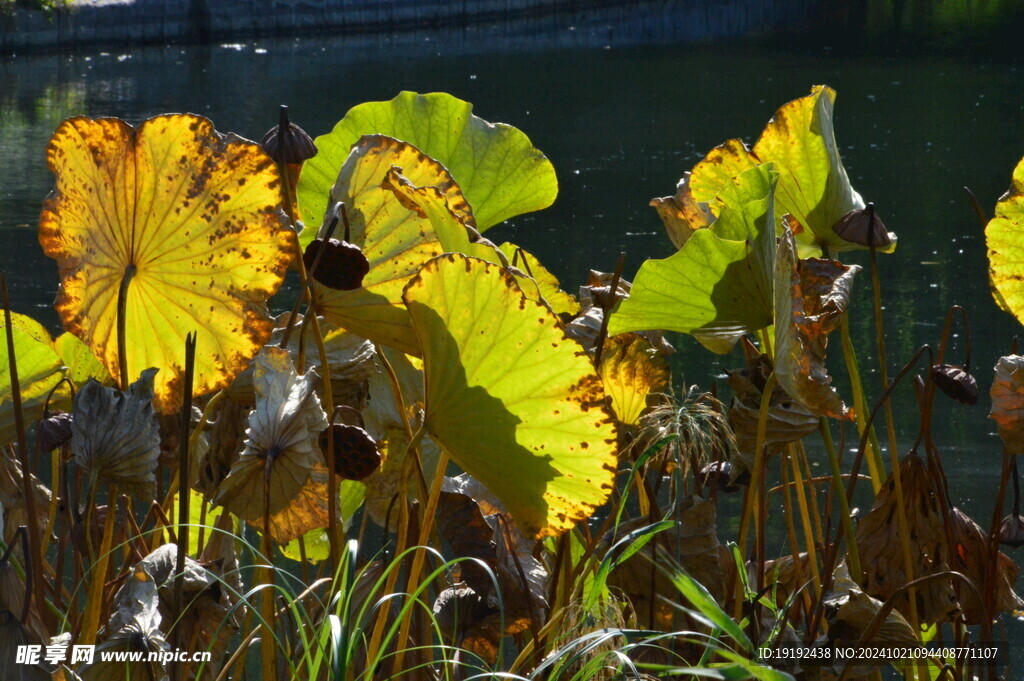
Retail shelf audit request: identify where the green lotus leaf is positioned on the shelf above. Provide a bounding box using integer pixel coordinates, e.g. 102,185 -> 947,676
280,480 -> 366,562
608,164 -> 778,353
55,331 -> 113,386
297,91 -> 556,243
0,312 -> 71,447
403,253 -> 617,539
682,86 -> 895,258
987,156 -> 1024,320
312,134 -> 471,355
773,224 -> 859,420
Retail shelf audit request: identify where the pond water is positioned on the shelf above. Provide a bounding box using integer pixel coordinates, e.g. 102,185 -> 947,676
2,7 -> 1024,656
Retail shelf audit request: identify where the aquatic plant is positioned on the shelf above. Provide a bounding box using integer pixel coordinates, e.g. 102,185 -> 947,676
0,87 -> 1020,681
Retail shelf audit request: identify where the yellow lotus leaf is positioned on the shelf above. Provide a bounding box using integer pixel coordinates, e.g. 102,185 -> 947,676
39,114 -> 294,412
311,134 -> 472,355
773,224 -> 859,420
598,333 -> 668,426
376,166 -> 579,317
403,253 -> 617,539
987,156 -> 1024,319
684,86 -> 894,257
991,354 -> 1024,455
213,347 -> 331,544
0,312 -> 71,446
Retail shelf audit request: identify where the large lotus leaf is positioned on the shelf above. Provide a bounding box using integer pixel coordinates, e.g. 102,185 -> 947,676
402,253 -> 617,539
773,226 -> 858,420
686,86 -> 894,257
599,333 -> 668,426
991,355 -> 1024,454
72,368 -> 160,498
297,91 -> 556,241
987,156 -> 1024,319
376,166 -> 576,315
39,114 -> 294,413
0,312 -> 70,446
213,347 -> 331,544
280,479 -> 365,562
608,164 -> 778,353
311,134 -> 471,355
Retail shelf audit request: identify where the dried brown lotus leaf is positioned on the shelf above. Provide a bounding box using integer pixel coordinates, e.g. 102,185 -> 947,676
0,452 -> 51,547
81,567 -> 170,681
947,506 -> 1024,624
650,176 -> 716,249
991,354 -> 1024,454
213,347 -> 331,544
0,610 -> 49,681
855,453 -> 959,625
760,552 -> 813,611
71,369 -> 160,498
599,333 -> 669,426
0,562 -> 47,646
1000,514 -> 1024,548
830,590 -> 917,645
195,398 -> 247,497
727,354 -> 819,470
774,227 -> 859,420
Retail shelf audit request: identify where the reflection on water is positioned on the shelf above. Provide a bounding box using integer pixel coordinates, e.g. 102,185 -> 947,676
2,7 -> 1024,656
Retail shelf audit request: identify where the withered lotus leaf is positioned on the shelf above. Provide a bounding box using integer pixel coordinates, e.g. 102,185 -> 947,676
0,312 -> 71,447
855,453 -> 959,625
774,224 -> 859,420
1001,514 -> 1024,548
80,567 -> 170,681
948,506 -> 1024,623
71,369 -> 160,498
991,354 -> 1024,454
39,114 -> 294,413
650,175 -> 715,249
213,347 -> 331,544
0,611 -> 48,681
930,363 -> 979,406
403,254 -> 617,539
598,333 -> 668,426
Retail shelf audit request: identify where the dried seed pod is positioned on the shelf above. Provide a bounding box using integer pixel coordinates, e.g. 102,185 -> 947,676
931,363 -> 979,405
37,409 -> 73,452
319,424 -> 381,480
697,461 -> 745,493
1001,514 -> 1024,548
832,203 -> 893,248
260,105 -> 317,165
303,238 -> 370,291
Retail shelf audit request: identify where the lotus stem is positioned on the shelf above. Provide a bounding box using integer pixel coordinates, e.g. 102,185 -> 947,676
786,445 -> 822,604
0,274 -> 49,630
79,483 -> 118,647
779,447 -> 813,621
819,417 -> 861,582
963,186 -> 988,227
839,315 -> 885,493
116,264 -> 136,390
172,332 -> 197,677
392,450 -> 449,673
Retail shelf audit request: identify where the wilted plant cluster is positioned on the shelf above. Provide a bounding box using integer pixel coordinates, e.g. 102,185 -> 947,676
0,86 -> 1023,681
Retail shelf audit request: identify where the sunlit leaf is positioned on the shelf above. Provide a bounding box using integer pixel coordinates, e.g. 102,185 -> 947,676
403,253 -> 617,538
297,91 -> 557,241
0,312 -> 70,446
599,333 -> 668,425
991,354 -> 1024,454
685,86 -> 894,257
213,347 -> 331,544
311,134 -> 467,355
987,156 -> 1024,320
773,225 -> 858,420
40,114 -> 294,412
497,243 -> 580,316
55,331 -> 113,386
280,479 -> 364,562
609,164 -> 778,353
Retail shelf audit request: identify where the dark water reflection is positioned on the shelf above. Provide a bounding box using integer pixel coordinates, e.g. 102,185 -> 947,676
2,10 -> 1024,649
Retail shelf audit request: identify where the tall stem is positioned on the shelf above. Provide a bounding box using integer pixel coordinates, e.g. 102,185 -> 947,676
172,333 -> 197,681
116,264 -> 136,390
0,275 -> 49,630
